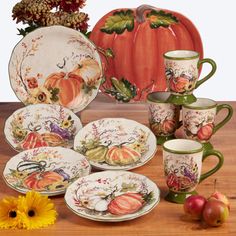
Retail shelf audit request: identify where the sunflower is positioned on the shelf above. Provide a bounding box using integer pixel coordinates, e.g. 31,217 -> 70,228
61,119 -> 72,129
18,191 -> 57,229
0,196 -> 20,229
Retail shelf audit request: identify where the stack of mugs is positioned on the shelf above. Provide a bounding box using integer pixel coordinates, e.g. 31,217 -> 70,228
147,50 -> 233,203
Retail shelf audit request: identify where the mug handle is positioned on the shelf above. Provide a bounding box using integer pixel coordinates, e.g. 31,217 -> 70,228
199,149 -> 224,183
195,58 -> 217,88
213,104 -> 233,134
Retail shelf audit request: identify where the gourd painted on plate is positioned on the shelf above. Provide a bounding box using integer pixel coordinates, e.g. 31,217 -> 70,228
90,4 -> 203,102
23,171 -> 63,190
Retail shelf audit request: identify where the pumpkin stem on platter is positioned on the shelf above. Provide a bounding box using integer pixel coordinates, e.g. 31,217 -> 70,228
136,4 -> 178,28
136,4 -> 159,23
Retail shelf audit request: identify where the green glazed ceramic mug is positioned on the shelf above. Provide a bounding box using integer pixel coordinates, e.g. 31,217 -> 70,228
164,50 -> 217,105
163,139 -> 224,204
147,92 -> 181,145
182,98 -> 233,152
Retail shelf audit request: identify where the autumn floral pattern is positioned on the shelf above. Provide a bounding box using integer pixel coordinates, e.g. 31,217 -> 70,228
74,118 -> 157,170
183,109 -> 215,142
4,104 -> 82,151
164,154 -> 200,192
3,147 -> 90,195
149,103 -> 180,136
65,171 -> 160,221
9,26 -> 103,113
165,60 -> 197,94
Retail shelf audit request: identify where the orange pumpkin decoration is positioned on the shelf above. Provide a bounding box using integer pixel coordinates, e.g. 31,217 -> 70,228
90,4 -> 203,101
44,71 -> 84,107
70,58 -> 101,82
150,122 -> 162,136
23,171 -> 63,190
162,119 -> 176,135
21,132 -> 48,150
108,193 -> 144,215
169,76 -> 190,93
41,132 -> 65,146
197,123 -> 214,141
105,145 -> 141,165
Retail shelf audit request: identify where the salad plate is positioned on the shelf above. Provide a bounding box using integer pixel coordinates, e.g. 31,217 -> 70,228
3,147 -> 91,196
4,104 -> 82,152
9,25 -> 103,113
65,170 -> 160,222
74,118 -> 157,170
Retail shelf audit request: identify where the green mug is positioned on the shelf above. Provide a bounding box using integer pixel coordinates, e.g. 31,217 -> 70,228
182,98 -> 233,151
163,139 -> 224,204
164,50 -> 217,105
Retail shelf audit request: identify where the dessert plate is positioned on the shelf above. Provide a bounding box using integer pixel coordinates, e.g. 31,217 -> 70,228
9,25 -> 103,113
4,104 -> 82,152
3,147 -> 91,196
65,171 -> 160,222
74,118 -> 157,170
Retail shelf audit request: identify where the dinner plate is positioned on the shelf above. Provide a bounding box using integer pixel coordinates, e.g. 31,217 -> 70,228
3,147 -> 91,196
74,118 -> 157,170
65,171 -> 160,222
4,104 -> 82,152
9,25 -> 103,113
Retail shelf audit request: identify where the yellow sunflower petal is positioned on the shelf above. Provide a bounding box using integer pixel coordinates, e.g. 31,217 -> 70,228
17,191 -> 57,230
0,196 -> 21,229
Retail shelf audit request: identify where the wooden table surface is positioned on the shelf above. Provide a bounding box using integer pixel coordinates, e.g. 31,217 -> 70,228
0,95 -> 235,236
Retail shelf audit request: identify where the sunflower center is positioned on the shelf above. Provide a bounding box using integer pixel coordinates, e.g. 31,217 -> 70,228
28,209 -> 36,217
9,210 -> 17,218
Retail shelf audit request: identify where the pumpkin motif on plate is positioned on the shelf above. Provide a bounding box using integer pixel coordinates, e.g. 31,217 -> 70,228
21,132 -> 48,150
90,4 -> 203,101
85,146 -> 108,163
41,132 -> 65,146
70,58 -> 102,83
44,71 -> 84,107
23,170 -> 63,190
105,145 -> 141,166
108,193 -> 145,215
197,123 -> 214,141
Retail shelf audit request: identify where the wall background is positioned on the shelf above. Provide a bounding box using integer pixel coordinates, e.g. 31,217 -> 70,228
1,0 -> 236,102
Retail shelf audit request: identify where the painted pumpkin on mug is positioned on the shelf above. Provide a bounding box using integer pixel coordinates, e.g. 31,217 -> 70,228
90,4 -> 203,102
197,123 -> 214,141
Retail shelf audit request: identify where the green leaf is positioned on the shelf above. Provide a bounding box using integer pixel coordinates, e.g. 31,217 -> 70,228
105,77 -> 137,102
147,10 -> 178,29
17,23 -> 40,37
101,10 -> 134,34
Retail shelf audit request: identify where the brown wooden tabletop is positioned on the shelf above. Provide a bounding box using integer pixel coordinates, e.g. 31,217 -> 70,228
0,95 -> 235,236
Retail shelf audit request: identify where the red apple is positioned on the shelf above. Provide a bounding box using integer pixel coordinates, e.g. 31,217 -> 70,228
183,195 -> 207,220
202,199 -> 229,227
209,191 -> 230,210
